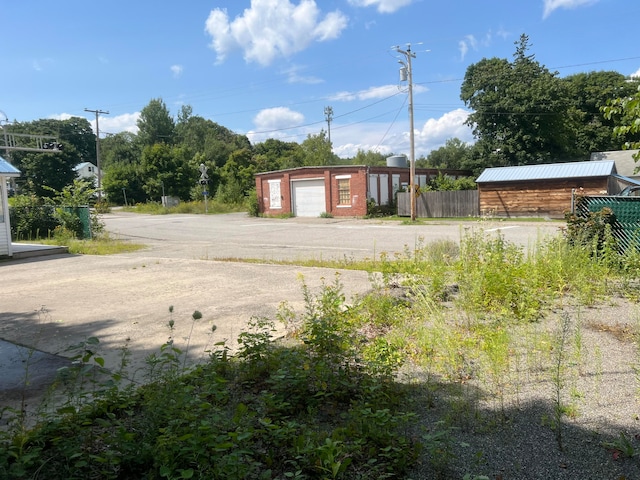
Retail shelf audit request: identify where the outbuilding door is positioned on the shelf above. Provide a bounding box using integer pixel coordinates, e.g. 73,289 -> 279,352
291,179 -> 326,217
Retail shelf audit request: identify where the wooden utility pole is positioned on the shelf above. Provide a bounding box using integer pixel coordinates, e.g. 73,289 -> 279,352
85,108 -> 109,202
396,45 -> 417,221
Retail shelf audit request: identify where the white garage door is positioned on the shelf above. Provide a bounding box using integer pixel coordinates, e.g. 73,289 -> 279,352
292,179 -> 326,217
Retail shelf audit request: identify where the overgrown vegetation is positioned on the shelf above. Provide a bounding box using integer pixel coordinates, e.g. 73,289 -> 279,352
124,198 -> 248,215
9,179 -> 103,241
2,224 -> 640,478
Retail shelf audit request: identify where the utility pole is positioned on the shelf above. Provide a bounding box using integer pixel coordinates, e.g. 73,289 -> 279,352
396,45 -> 417,221
324,106 -> 333,147
85,108 -> 109,202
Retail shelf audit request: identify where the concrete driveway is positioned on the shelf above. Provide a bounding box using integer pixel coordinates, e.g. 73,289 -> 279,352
0,212 -> 562,412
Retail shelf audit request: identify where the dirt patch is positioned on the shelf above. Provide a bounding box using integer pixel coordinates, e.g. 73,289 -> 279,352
406,298 -> 640,480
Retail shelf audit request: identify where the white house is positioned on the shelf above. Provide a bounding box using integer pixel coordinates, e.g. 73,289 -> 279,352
0,155 -> 20,257
74,162 -> 101,185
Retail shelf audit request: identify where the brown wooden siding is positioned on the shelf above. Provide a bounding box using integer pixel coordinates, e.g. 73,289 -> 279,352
478,178 -> 609,218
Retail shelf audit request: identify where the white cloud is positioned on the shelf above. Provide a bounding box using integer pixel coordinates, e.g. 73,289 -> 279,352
347,0 -> 413,14
415,108 -> 473,153
247,106 -> 306,143
631,67 -> 640,79
99,113 -> 140,135
32,58 -> 54,72
329,84 -> 427,102
458,35 -> 478,61
49,112 -> 140,135
205,0 -> 348,66
170,65 -> 184,78
458,30 -> 506,61
542,0 -> 598,19
332,109 -> 474,159
282,65 -> 324,84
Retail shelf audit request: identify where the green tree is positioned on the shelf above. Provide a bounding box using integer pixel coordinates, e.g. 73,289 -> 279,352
102,161 -> 145,205
174,111 -> 251,168
216,148 -> 255,203
563,71 -> 640,158
461,34 -> 572,166
422,138 -> 472,169
101,131 -> 141,169
137,98 -> 175,147
349,149 -> 387,166
300,130 -> 338,166
602,84 -> 640,162
14,148 -> 79,197
139,143 -> 197,201
253,138 -> 303,171
7,118 -> 96,196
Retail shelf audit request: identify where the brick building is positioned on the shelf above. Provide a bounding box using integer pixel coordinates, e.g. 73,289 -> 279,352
255,164 -> 470,217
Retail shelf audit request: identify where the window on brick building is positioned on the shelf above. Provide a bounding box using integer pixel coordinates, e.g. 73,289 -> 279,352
268,179 -> 282,208
337,178 -> 350,206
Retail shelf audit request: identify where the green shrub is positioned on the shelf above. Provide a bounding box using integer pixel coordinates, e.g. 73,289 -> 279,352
9,195 -> 60,240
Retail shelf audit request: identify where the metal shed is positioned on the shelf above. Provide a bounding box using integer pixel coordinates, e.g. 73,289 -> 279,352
476,160 -> 617,218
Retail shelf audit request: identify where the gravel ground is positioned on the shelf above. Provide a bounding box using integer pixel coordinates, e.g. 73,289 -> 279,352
405,298 -> 640,480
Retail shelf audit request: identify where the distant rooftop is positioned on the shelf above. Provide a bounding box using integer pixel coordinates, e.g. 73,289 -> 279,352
590,150 -> 640,177
0,156 -> 20,176
476,160 -> 616,183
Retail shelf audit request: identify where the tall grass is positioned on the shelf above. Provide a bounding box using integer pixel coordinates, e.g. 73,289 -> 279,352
125,199 -> 247,215
2,228 -> 638,478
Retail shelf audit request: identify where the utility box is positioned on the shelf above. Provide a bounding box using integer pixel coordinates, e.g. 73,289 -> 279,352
162,196 -> 180,208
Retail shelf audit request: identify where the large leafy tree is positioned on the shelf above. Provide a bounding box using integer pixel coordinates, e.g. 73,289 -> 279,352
100,131 -> 141,169
563,71 -> 640,158
252,138 -> 303,171
300,131 -> 338,166
137,98 -> 175,147
349,149 -> 387,166
602,84 -> 640,162
7,118 -> 94,196
14,149 -> 78,197
175,108 -> 251,168
461,34 -> 572,166
102,161 -> 145,205
216,148 -> 255,203
421,138 -> 473,169
139,143 -> 198,201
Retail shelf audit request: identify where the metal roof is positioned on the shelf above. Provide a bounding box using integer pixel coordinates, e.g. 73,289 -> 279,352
476,160 -> 616,183
0,156 -> 20,176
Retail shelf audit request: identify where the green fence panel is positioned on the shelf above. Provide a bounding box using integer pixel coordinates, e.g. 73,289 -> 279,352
579,196 -> 640,251
62,206 -> 92,239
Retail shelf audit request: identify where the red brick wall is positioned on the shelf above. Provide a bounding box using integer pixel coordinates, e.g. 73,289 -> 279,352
328,169 -> 368,216
256,166 -> 472,217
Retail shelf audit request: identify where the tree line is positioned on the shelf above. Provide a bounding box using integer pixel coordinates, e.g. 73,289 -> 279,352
6,34 -> 640,205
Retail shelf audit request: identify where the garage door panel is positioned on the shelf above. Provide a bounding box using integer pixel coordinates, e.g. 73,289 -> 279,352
292,179 -> 326,217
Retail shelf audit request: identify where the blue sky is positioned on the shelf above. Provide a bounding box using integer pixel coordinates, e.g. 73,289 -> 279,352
2,0 -> 639,159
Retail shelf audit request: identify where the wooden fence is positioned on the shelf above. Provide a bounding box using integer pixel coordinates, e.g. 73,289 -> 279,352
397,190 -> 479,218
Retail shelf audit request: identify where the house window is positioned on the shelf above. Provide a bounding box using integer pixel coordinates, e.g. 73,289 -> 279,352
268,179 -> 281,208
337,177 -> 351,206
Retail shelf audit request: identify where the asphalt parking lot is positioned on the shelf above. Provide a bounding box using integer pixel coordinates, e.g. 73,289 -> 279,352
0,212 -> 562,411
